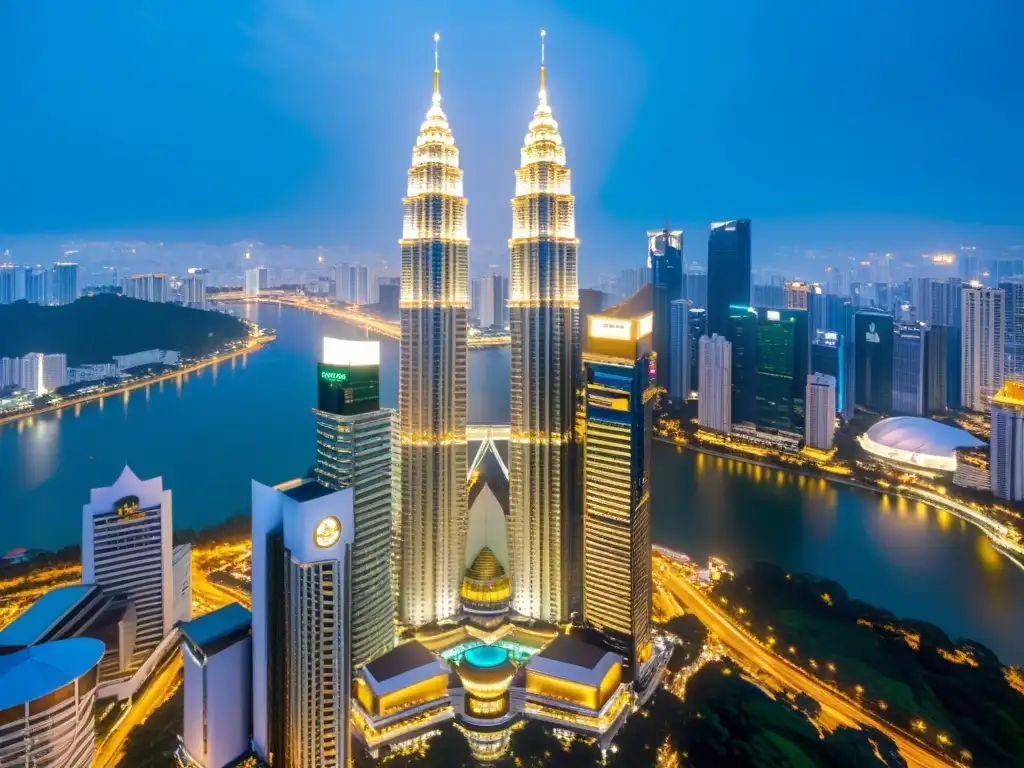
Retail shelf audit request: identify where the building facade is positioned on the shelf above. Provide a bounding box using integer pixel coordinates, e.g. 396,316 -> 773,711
725,305 -> 758,424
991,382 -> 1024,502
892,324 -> 926,416
853,311 -> 894,415
668,298 -> 691,400
313,339 -> 396,670
961,285 -> 1004,411
754,307 -> 809,433
398,45 -> 469,626
805,373 -> 836,450
649,227 -> 682,390
0,262 -> 21,303
53,261 -> 80,305
697,334 -> 732,433
183,268 -> 208,308
244,267 -> 268,298
508,46 -> 580,622
925,325 -> 949,414
122,273 -> 170,303
581,307 -> 654,676
688,307 -> 707,394
706,220 -> 751,337
471,270 -> 509,329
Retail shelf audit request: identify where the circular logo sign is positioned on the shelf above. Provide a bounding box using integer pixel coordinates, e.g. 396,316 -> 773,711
314,516 -> 342,548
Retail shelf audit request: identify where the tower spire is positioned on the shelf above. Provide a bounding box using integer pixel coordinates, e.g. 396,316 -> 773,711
539,29 -> 547,102
433,32 -> 440,96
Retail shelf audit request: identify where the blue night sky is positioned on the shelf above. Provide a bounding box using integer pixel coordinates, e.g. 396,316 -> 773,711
1,1 -> 1021,273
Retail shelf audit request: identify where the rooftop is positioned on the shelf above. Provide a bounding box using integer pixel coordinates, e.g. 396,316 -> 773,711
536,633 -> 609,670
528,634 -> 621,691
364,640 -> 439,684
282,480 -> 336,503
863,417 -> 985,458
0,638 -> 105,709
994,381 -> 1024,409
179,603 -> 251,655
0,584 -> 98,648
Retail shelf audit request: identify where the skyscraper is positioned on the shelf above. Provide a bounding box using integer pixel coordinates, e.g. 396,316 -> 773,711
811,331 -> 845,421
784,281 -> 810,310
892,324 -> 927,416
251,480 -> 355,768
668,298 -> 691,400
725,305 -> 758,424
854,311 -> 894,414
52,261 -> 79,305
313,338 -> 396,670
991,382 -> 1024,502
682,268 -> 708,308
122,273 -> 170,303
706,220 -> 752,337
649,227 -> 682,390
509,31 -> 580,622
183,268 -> 207,308
244,267 -> 267,297
961,285 -> 1004,411
751,283 -> 784,310
925,324 -> 949,414
1000,277 -> 1024,379
399,35 -> 469,626
754,308 -> 809,433
697,334 -> 732,433
25,266 -> 49,305
471,269 -> 509,328
0,262 -> 21,304
581,302 -> 653,677
805,373 -> 836,450
688,307 -> 707,394
82,466 -> 173,694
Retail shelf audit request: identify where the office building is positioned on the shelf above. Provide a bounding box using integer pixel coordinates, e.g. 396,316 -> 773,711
183,268 -> 208,308
754,307 -> 809,433
244,266 -> 268,297
784,281 -> 810,310
853,311 -> 894,414
313,338 -> 396,670
509,42 -> 580,623
805,374 -> 836,450
811,332 -> 845,421
398,40 -> 469,626
649,227 -> 682,390
122,273 -> 170,303
15,352 -> 68,395
961,285 -> 1004,411
682,268 -> 708,308
991,382 -> 1024,502
807,283 -> 826,334
911,277 -> 961,326
698,334 -> 732,433
82,466 -> 173,696
0,638 -> 104,768
581,300 -> 654,676
178,604 -> 253,768
668,299 -> 691,400
725,305 -> 758,424
925,325 -> 949,414
752,283 -> 784,310
892,324 -> 927,416
0,262 -> 21,303
25,266 -> 49,305
688,306 -> 707,394
471,270 -> 509,328
706,219 -> 751,337
52,261 -> 79,305
251,479 -> 356,767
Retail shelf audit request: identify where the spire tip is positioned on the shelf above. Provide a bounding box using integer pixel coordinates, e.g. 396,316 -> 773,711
433,32 -> 440,96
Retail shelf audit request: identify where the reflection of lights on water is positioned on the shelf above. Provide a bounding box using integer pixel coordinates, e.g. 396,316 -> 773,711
936,509 -> 952,533
19,415 -> 59,489
145,385 -> 150,403
976,537 -> 1003,572
231,356 -> 237,370
74,403 -> 81,417
98,396 -> 104,412
123,390 -> 130,411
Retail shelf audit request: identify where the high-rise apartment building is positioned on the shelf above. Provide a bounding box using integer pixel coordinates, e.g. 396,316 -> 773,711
784,281 -> 810,310
183,268 -> 208,308
808,283 -> 826,334
581,303 -> 654,677
52,261 -> 79,305
706,220 -> 751,337
925,325 -> 949,414
15,352 -> 68,395
251,480 -> 355,768
725,305 -> 758,424
25,267 -> 49,305
751,284 -> 784,310
1000,278 -> 1024,380
697,334 -> 732,433
509,39 -> 580,622
853,311 -> 894,414
754,307 -> 809,433
313,338 -> 396,670
82,467 -> 173,691
471,270 -> 509,328
649,227 -> 682,390
961,285 -> 1004,411
991,382 -> 1024,502
398,40 -> 469,626
811,331 -> 845,421
122,273 -> 170,303
668,299 -> 691,400
244,267 -> 268,297
805,373 -> 836,450
892,324 -> 927,416
0,262 -> 22,303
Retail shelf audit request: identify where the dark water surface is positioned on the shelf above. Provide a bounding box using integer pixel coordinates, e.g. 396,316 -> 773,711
1,303 -> 1021,661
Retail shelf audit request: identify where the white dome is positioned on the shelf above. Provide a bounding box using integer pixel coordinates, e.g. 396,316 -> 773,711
858,416 -> 985,471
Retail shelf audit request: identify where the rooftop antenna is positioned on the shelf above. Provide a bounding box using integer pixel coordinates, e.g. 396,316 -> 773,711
433,32 -> 440,95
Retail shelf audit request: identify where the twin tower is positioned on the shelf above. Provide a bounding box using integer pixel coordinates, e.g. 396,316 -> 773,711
398,32 -> 581,627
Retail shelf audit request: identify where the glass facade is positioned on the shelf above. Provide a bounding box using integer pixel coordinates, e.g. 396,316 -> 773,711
649,228 -> 682,390
892,325 -> 926,416
317,363 -> 380,416
853,311 -> 894,414
753,308 -> 808,433
811,331 -> 844,420
725,305 -> 758,424
706,220 -> 751,337
688,307 -> 706,394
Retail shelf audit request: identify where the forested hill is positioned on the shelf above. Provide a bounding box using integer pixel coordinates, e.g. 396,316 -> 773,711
0,295 -> 248,365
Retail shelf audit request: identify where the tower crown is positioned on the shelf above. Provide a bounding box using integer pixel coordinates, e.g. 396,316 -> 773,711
523,29 -> 565,167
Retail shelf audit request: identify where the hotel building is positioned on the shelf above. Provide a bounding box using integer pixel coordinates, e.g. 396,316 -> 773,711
581,291 -> 655,678
398,35 -> 470,626
313,338 -> 396,669
509,32 -> 581,622
251,479 -> 355,767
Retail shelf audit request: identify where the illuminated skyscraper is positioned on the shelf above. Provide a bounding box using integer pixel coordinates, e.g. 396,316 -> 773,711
509,31 -> 580,622
706,220 -> 751,337
961,285 -> 1004,411
398,35 -> 469,626
581,299 -> 654,677
649,227 -> 682,390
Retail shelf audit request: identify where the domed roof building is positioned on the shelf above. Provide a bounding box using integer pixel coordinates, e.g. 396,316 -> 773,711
858,416 -> 986,471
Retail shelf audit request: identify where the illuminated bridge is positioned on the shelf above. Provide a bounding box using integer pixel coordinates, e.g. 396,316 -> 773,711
467,424 -> 510,481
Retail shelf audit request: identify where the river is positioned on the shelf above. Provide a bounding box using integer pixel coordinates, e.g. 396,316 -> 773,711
1,302 -> 1022,662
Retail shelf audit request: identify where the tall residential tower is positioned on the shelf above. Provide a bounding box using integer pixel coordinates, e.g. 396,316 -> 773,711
398,35 -> 470,626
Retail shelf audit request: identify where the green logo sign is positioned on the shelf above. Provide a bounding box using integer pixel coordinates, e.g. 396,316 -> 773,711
321,370 -> 348,383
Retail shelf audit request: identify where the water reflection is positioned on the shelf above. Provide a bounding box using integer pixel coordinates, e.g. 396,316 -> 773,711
17,414 -> 59,490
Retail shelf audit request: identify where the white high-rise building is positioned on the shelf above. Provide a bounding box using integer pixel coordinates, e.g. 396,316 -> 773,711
17,352 -> 68,395
961,285 -> 1004,411
697,334 -> 731,433
122,273 -> 170,303
183,268 -> 208,308
244,267 -> 267,297
991,382 -> 1024,502
471,270 -> 509,328
52,261 -> 80,305
82,466 -> 173,697
0,262 -> 22,304
668,299 -> 691,400
805,373 -> 836,450
251,479 -> 355,768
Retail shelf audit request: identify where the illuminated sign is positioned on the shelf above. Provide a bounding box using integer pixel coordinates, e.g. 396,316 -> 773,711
320,370 -> 349,383
589,317 -> 631,341
865,322 -> 880,343
823,332 -> 838,342
766,310 -> 781,321
323,337 -> 380,367
314,516 -> 342,548
115,495 -> 140,517
637,313 -> 653,338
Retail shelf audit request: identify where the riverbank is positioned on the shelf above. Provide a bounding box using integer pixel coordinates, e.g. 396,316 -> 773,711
0,333 -> 275,428
656,434 -> 1024,571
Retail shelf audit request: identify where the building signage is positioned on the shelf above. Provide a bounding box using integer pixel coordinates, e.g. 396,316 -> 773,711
865,322 -> 880,343
766,310 -> 781,321
590,317 -> 632,341
320,370 -> 349,383
314,516 -> 342,548
114,495 -> 144,523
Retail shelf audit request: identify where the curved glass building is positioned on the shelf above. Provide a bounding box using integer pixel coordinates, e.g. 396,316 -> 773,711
508,33 -> 580,622
398,37 -> 470,626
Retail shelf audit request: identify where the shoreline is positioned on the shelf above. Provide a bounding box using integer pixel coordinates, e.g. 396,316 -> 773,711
656,435 -> 1024,571
0,333 -> 276,429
